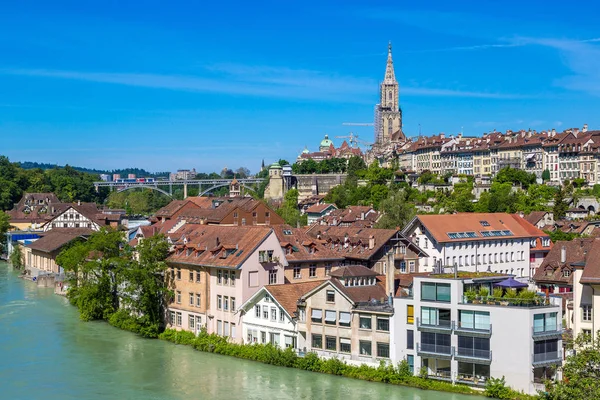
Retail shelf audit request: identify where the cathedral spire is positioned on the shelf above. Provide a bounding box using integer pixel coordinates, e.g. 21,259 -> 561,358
384,41 -> 396,84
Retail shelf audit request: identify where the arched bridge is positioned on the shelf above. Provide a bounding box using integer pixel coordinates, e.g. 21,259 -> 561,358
94,178 -> 266,198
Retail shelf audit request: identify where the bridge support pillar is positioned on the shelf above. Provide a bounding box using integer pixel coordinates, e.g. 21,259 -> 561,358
183,182 -> 188,199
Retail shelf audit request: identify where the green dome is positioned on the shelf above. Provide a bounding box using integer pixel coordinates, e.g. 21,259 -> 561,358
302,146 -> 310,154
269,162 -> 282,169
320,134 -> 333,148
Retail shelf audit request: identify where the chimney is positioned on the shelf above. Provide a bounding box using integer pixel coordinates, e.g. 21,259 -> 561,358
216,237 -> 220,248
387,251 -> 395,299
440,133 -> 445,139
368,235 -> 375,250
77,200 -> 81,206
561,246 -> 566,264
583,124 -> 588,133
361,212 -> 365,221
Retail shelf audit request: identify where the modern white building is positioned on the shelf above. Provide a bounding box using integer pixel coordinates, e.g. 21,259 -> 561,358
391,274 -> 563,395
402,213 -> 551,279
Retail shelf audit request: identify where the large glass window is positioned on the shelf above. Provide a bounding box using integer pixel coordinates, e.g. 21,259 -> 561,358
339,338 -> 351,353
377,317 -> 389,332
312,334 -> 322,349
377,342 -> 390,358
534,312 -> 558,333
359,341 -> 372,356
459,310 -> 490,330
421,282 -> 451,302
359,315 -> 372,330
421,307 -> 451,327
407,330 -> 414,350
325,336 -> 337,351
458,336 -> 490,358
407,355 -> 414,374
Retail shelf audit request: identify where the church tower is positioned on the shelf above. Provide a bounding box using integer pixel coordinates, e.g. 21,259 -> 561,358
375,42 -> 403,144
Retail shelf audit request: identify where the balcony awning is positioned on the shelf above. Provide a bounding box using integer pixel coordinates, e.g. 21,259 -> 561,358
494,277 -> 528,288
340,337 -> 351,345
325,310 -> 337,322
526,153 -> 536,160
311,309 -> 322,319
339,312 -> 351,324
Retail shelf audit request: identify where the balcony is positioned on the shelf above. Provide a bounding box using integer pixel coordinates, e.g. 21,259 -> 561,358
532,350 -> 562,367
454,322 -> 492,337
417,317 -> 453,333
532,326 -> 563,340
427,369 -> 452,381
455,348 -> 492,364
456,372 -> 488,387
417,343 -> 454,359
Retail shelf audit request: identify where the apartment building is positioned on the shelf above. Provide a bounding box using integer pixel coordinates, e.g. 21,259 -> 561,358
165,225 -> 287,341
402,213 -> 550,278
296,266 -> 393,366
392,274 -> 563,395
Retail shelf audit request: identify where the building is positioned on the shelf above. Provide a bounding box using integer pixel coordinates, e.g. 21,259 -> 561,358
523,211 -> 554,230
6,193 -> 64,230
238,281 -> 323,348
305,203 -> 337,225
392,274 -> 563,395
23,228 -> 93,275
313,205 -> 380,228
165,225 -> 287,342
306,226 -> 427,275
296,266 -> 394,366
571,238 -> 600,342
374,42 -> 403,145
43,202 -> 124,231
271,225 -> 344,283
402,213 -> 550,278
170,169 -> 197,181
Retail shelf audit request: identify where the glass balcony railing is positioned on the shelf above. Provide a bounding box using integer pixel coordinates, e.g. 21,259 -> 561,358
456,347 -> 492,360
455,321 -> 492,334
533,350 -> 562,365
417,317 -> 453,331
456,372 -> 488,386
532,326 -> 562,338
428,369 -> 452,380
417,343 -> 454,356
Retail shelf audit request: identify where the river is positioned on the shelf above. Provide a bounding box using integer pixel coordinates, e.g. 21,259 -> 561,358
0,261 -> 484,400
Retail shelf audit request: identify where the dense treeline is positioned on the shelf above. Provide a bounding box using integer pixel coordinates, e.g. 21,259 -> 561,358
56,230 -> 170,338
292,157 -> 348,174
106,190 -> 172,215
0,155 -> 109,211
18,161 -> 169,178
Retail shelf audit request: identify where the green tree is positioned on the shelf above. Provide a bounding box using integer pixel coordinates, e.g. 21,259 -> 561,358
346,156 -> 366,178
375,189 -> 416,229
553,186 -> 569,220
9,243 -> 24,270
277,189 -> 303,227
543,332 -> 600,400
542,169 -> 551,182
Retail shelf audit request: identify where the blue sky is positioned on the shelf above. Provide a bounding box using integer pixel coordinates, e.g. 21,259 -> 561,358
1,0 -> 600,173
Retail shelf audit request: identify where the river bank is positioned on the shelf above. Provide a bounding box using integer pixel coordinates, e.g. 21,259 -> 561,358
0,261 -> 486,400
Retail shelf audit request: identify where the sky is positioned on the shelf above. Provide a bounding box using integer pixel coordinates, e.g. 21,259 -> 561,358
1,0 -> 600,173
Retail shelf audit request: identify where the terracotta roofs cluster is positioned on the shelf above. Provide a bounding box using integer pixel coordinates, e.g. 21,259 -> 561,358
313,205 -> 380,228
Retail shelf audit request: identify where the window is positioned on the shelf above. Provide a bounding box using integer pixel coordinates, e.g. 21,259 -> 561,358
407,305 -> 414,324
359,341 -> 372,356
407,329 -> 414,349
582,305 -> 592,322
189,315 -> 195,330
263,306 -> 269,319
421,282 -> 451,302
176,269 -> 181,280
459,310 -> 490,330
284,335 -> 294,349
325,310 -> 337,325
230,271 -> 235,286
255,305 -> 261,318
196,271 -> 201,283
309,265 -> 317,278
339,312 -> 351,327
261,331 -> 267,344
231,323 -> 236,339
377,342 -> 390,358
223,271 -> 229,286
534,312 -> 558,332
293,267 -> 301,279
376,317 -> 389,332
269,270 -> 277,285
176,312 -> 182,327
458,336 -> 490,358
326,336 -> 337,351
359,315 -> 372,330
223,296 -> 229,311
339,338 -> 351,353
217,270 -> 222,284
325,263 -> 332,276
231,297 -> 236,312
312,334 -> 323,349
189,293 -> 194,306
189,271 -> 194,282
217,320 -> 222,335
169,311 -> 175,325
311,308 -> 322,323
196,294 -> 201,307
224,321 -> 229,337
271,307 -> 277,321
279,308 -> 285,322
326,290 -> 335,303
217,295 -> 222,310
407,355 -> 414,374
176,291 -> 181,304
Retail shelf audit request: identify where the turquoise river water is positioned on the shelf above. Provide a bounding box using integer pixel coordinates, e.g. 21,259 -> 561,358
0,261 -> 485,400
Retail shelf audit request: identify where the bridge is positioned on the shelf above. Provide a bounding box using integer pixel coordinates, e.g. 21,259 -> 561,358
94,178 -> 266,198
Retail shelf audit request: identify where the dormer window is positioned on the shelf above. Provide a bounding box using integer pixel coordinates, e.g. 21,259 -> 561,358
186,248 -> 193,257
563,269 -> 570,278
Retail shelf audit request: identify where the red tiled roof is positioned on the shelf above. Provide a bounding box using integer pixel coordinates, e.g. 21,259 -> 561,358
306,203 -> 336,214
26,228 -> 93,253
264,280 -> 325,316
271,225 -> 343,263
580,238 -> 600,283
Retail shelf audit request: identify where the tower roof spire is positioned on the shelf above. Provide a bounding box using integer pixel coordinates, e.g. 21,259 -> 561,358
384,41 -> 396,84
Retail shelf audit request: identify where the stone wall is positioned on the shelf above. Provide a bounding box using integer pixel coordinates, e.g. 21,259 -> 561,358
293,174 -> 347,201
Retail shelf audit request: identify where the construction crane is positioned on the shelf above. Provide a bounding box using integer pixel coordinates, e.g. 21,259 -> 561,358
335,132 -> 373,148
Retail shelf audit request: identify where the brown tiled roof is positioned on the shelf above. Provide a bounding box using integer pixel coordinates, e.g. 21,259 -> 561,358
166,225 -> 272,268
265,280 -> 325,316
7,193 -> 68,223
524,211 -> 548,226
26,228 -> 93,253
580,239 -> 600,283
305,226 -> 399,261
329,276 -> 388,303
306,203 -> 336,214
155,200 -> 199,218
533,238 -> 595,285
272,225 -> 343,263
329,265 -> 378,278
413,213 -> 545,243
